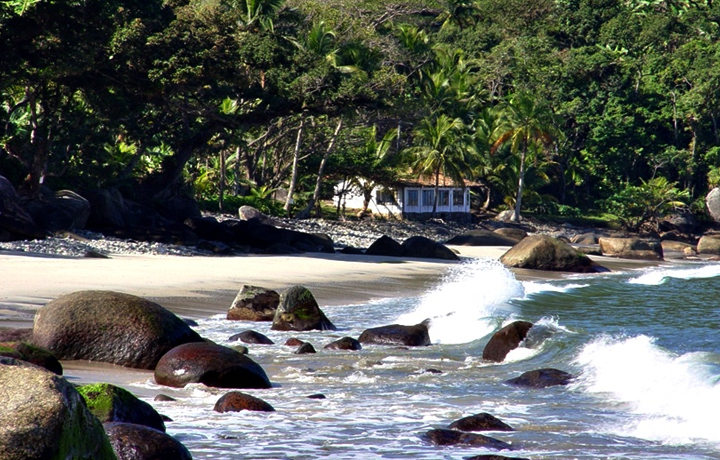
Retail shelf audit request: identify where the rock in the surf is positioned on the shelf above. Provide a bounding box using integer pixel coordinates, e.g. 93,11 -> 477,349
78,383 -> 166,432
104,422 -> 192,460
464,455 -> 531,460
295,342 -> 317,354
504,368 -> 574,388
33,290 -> 204,370
500,234 -> 608,272
227,285 -> 280,321
422,428 -> 512,450
271,285 -> 336,331
0,358 -> 116,460
358,321 -> 431,347
0,341 -> 62,374
229,330 -> 274,345
214,391 -> 275,413
598,237 -> 663,260
154,342 -> 271,389
448,412 -> 514,432
324,337 -> 362,351
482,321 -> 534,363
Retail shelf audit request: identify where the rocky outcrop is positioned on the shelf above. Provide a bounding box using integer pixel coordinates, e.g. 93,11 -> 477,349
482,321 -> 534,363
154,342 -> 272,389
24,189 -> 91,233
33,290 -> 204,369
227,285 -> 280,321
271,285 -> 336,331
214,391 -> 275,413
358,321 -> 431,347
0,341 -> 62,374
504,368 -> 574,388
448,413 -> 514,432
500,234 -> 608,272
598,237 -> 663,260
104,422 -> 192,460
401,236 -> 459,260
324,337 -> 362,351
422,428 -> 512,450
229,330 -> 275,345
0,358 -> 116,460
445,229 -> 519,246
78,383 -> 166,432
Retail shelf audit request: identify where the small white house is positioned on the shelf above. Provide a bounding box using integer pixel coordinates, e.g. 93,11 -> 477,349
334,175 -> 472,221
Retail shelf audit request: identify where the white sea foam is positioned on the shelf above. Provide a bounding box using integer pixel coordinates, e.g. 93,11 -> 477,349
628,263 -> 720,286
574,334 -> 720,446
395,258 -> 524,344
522,281 -> 589,297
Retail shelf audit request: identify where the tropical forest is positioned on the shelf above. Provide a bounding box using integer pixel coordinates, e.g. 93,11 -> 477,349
2,0 -> 720,231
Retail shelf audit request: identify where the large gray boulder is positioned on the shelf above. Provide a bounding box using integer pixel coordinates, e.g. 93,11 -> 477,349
706,187 -> 720,221
697,234 -> 720,255
271,285 -> 336,331
227,285 -> 279,321
500,235 -> 608,272
33,290 -> 204,369
598,237 -> 663,260
0,358 -> 117,460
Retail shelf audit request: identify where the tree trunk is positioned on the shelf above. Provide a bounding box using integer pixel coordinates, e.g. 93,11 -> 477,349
219,149 -> 226,212
284,118 -> 305,216
19,88 -> 51,197
513,144 -> 527,222
296,119 -> 343,219
159,125 -> 219,194
433,169 -> 439,217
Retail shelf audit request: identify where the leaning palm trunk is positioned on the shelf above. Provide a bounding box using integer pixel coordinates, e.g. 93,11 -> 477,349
284,119 -> 305,216
513,143 -> 527,222
296,119 -> 343,219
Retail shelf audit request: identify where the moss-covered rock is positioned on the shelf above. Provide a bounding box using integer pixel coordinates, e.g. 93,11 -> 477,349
271,285 -> 336,331
0,341 -> 62,374
78,383 -> 166,432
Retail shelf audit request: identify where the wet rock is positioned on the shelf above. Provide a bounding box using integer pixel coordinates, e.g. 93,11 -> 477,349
505,368 -> 574,388
271,285 -> 336,331
501,234 -> 609,272
285,338 -> 304,347
0,358 -> 116,460
0,341 -> 62,374
229,330 -> 274,345
464,455 -> 531,460
324,337 -> 362,351
78,383 -> 166,432
104,422 -> 192,460
358,321 -> 431,347
154,342 -> 271,389
307,393 -> 326,399
423,428 -> 512,450
482,321 -> 534,363
33,290 -> 204,370
598,237 -> 663,260
214,391 -> 275,412
295,342 -> 317,354
154,394 -> 176,402
227,285 -> 280,321
449,412 -> 514,432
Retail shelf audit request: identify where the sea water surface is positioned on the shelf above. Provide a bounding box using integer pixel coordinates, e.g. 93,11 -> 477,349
132,258 -> 720,459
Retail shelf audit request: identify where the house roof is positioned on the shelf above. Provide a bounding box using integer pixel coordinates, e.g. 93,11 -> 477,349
393,172 -> 482,188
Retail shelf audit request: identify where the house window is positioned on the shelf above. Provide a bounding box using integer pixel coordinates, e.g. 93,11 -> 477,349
407,189 -> 419,207
453,189 -> 465,206
422,189 -> 434,207
376,188 -> 396,204
438,190 -> 449,207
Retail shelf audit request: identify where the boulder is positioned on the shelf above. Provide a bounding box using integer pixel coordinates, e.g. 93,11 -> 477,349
238,205 -> 274,224
214,391 -> 275,413
155,195 -> 201,224
226,219 -> 334,253
445,230 -> 519,246
661,239 -> 696,256
285,338 -> 304,347
598,237 -> 663,260
0,327 -> 33,342
493,227 -> 527,242
324,337 -> 362,351
104,422 -> 192,460
83,187 -> 126,228
365,235 -> 404,257
500,234 -> 608,272
0,341 -> 62,374
184,216 -> 237,244
294,342 -> 317,354
495,210 -> 517,223
24,189 -> 90,232
229,330 -> 274,345
227,285 -> 280,321
154,342 -> 272,389
504,368 -> 574,388
571,232 -> 599,244
697,234 -> 720,255
707,187 -> 720,222
0,358 -> 116,460
401,236 -> 459,260
465,455 -> 530,460
659,211 -> 698,234
33,290 -> 204,369
448,412 -> 514,432
0,175 -> 47,241
78,383 -> 166,432
422,428 -> 512,450
358,321 -> 431,347
271,285 -> 336,331
482,321 -> 534,363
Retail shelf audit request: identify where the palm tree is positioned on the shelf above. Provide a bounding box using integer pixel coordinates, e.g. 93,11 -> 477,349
351,126 -> 398,215
492,92 -> 557,222
231,0 -> 285,31
405,114 -> 471,216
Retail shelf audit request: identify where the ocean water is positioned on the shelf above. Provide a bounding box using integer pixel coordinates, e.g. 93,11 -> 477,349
133,258 -> 720,459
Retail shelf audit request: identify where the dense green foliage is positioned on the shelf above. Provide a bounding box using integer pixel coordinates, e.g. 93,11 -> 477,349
3,0 -> 720,228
